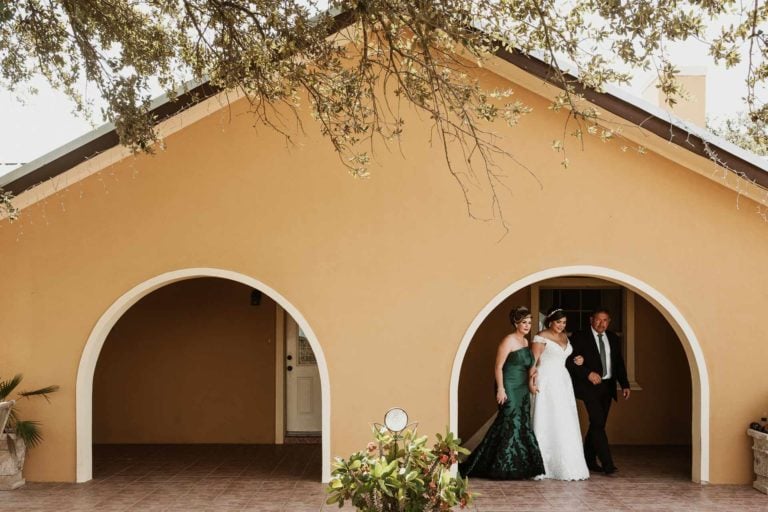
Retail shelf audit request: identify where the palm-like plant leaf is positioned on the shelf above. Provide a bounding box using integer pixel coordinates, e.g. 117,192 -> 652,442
7,408 -> 20,427
0,374 -> 23,401
13,420 -> 43,447
0,374 -> 58,449
18,385 -> 60,402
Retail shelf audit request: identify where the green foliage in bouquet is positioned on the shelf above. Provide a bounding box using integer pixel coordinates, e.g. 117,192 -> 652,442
326,426 -> 473,511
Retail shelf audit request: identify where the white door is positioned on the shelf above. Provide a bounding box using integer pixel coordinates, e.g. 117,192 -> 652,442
285,316 -> 322,433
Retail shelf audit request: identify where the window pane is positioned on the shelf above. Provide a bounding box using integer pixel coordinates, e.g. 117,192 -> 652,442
540,289 -> 555,314
563,311 -> 578,332
601,290 -> 623,332
561,289 -> 580,310
582,289 -> 601,311
539,286 -> 625,335
580,312 -> 592,332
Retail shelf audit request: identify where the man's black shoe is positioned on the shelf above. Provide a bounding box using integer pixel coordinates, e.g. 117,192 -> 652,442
587,463 -> 603,472
603,466 -> 618,475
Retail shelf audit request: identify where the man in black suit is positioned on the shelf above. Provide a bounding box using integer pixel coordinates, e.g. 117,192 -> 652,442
567,307 -> 630,475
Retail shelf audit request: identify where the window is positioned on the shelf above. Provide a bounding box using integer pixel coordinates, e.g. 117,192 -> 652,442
531,277 -> 641,390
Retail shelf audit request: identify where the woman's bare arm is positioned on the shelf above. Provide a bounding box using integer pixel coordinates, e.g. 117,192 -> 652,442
494,337 -> 512,405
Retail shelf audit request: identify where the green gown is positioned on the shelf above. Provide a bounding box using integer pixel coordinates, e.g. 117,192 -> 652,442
459,347 -> 545,479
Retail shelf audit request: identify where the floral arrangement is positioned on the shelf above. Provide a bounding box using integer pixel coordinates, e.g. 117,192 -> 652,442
326,426 -> 473,511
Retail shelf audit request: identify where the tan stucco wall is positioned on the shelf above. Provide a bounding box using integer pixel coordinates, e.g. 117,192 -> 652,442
92,278 -> 276,444
1,65 -> 767,484
459,290 -> 692,448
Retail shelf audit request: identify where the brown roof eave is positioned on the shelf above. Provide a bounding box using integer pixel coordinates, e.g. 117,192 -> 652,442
4,17 -> 766,195
2,81 -> 220,196
496,47 -> 768,189
2,9 -> 356,196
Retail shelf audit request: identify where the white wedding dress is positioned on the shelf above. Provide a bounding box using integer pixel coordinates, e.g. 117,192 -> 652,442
531,335 -> 590,480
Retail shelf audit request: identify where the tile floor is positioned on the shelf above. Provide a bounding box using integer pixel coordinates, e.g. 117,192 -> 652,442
1,445 -> 765,511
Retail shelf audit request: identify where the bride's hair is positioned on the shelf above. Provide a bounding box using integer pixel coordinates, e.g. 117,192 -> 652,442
509,306 -> 531,326
544,306 -> 567,327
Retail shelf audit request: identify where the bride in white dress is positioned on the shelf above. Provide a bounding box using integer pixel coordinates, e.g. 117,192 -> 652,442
530,307 -> 590,481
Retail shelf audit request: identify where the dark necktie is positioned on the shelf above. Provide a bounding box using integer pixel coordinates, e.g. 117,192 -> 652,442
598,333 -> 607,378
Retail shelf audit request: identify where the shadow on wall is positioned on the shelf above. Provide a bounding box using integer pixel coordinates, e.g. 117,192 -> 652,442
92,278 -> 277,444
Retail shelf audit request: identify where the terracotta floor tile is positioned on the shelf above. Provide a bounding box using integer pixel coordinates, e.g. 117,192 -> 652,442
4,445 -> 766,511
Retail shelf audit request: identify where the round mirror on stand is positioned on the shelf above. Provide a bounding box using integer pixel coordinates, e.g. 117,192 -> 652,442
383,407 -> 409,433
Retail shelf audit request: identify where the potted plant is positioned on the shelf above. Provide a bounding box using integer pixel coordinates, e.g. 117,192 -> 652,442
326,412 -> 473,511
0,374 -> 59,489
748,415 -> 768,494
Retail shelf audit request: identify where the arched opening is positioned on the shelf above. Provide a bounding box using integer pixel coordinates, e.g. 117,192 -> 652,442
450,266 -> 708,483
76,268 -> 331,483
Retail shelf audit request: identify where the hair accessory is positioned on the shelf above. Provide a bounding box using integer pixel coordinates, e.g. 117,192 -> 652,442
546,308 -> 563,317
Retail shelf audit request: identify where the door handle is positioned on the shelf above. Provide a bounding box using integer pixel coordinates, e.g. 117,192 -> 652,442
287,355 -> 293,361
287,365 -> 293,371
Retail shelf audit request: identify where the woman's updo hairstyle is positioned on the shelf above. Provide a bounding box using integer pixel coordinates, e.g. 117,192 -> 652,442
509,306 -> 532,326
543,306 -> 567,328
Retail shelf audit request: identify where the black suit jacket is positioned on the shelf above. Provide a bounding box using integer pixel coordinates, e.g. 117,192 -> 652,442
567,329 -> 630,401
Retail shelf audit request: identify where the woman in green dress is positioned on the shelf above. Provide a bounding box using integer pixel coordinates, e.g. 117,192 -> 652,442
459,306 -> 545,479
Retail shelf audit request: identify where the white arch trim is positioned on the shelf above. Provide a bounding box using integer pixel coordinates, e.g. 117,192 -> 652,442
76,267 -> 332,483
449,265 -> 710,484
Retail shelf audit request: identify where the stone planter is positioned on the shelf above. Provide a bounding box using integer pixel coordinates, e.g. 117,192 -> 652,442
0,434 -> 26,490
748,428 -> 768,494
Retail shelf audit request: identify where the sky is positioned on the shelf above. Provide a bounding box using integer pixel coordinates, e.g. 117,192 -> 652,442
0,15 -> 760,178
0,81 -> 102,171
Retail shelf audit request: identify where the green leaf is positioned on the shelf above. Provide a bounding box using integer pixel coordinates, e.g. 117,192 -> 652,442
0,374 -> 22,401
18,385 -> 60,402
14,420 -> 43,447
384,459 -> 398,474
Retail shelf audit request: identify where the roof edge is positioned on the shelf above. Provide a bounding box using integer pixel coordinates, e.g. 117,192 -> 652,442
0,81 -> 220,195
0,9 -> 356,196
496,48 -> 768,189
2,17 -> 766,196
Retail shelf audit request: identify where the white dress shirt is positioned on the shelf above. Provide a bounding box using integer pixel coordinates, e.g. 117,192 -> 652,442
591,327 -> 612,379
